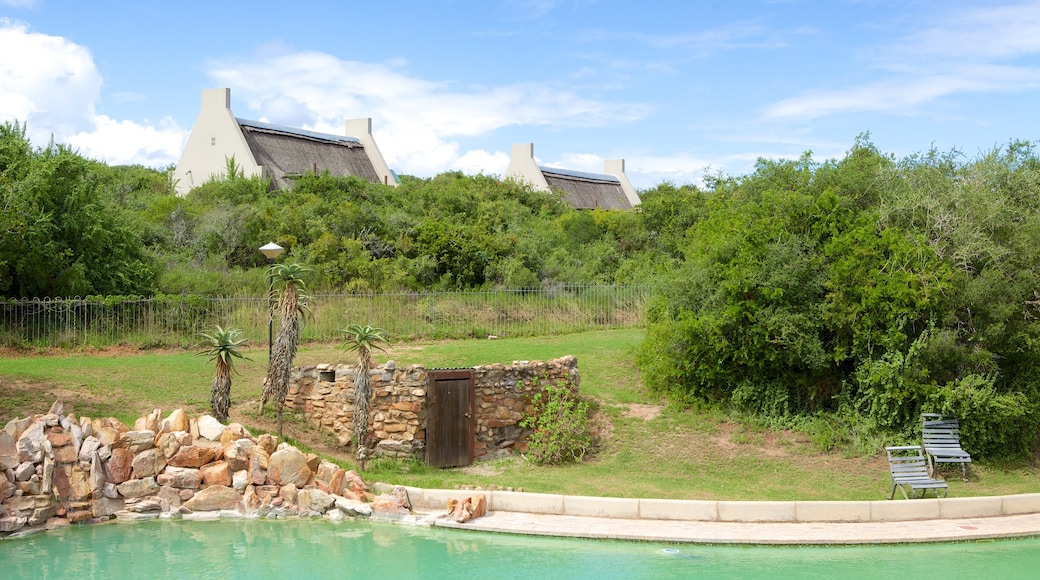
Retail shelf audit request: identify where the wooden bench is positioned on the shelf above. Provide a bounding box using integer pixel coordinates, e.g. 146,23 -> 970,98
886,445 -> 949,500
922,413 -> 972,480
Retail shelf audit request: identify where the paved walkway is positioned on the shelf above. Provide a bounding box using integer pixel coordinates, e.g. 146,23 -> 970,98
434,511 -> 1040,545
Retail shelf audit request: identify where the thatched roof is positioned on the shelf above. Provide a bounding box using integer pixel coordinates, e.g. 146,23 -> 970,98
237,119 -> 380,190
540,167 -> 632,210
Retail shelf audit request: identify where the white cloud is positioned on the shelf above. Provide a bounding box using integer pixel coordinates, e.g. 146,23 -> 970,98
66,115 -> 185,167
205,49 -> 649,177
0,20 -> 187,167
763,2 -> 1040,122
454,149 -> 510,176
0,20 -> 101,140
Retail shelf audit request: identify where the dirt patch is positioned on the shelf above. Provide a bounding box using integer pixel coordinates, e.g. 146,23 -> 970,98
458,463 -> 505,476
0,377 -> 121,421
623,403 -> 663,420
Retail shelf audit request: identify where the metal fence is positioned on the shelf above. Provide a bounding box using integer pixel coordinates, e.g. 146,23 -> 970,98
0,285 -> 650,348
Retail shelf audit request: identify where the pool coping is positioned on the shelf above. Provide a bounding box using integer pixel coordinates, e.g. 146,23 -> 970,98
402,487 -> 1040,545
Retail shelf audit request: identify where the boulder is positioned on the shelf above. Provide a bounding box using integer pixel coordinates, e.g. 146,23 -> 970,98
156,466 -> 202,489
91,497 -> 124,518
224,439 -> 254,472
0,431 -> 18,470
296,489 -> 335,513
446,494 -> 487,523
162,409 -> 189,433
155,432 -> 182,459
167,445 -> 215,468
370,494 -> 410,519
268,447 -> 312,487
183,485 -> 240,512
132,448 -> 166,479
16,420 -> 45,463
116,431 -> 156,454
334,495 -> 372,517
280,483 -> 298,506
104,447 -> 133,484
232,469 -> 249,492
197,415 -> 226,442
343,470 -> 368,495
77,436 -> 101,464
199,461 -> 232,487
116,477 -> 159,499
0,516 -> 27,532
256,433 -> 278,456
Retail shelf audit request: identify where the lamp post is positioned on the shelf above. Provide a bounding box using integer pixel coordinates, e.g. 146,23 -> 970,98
259,242 -> 284,364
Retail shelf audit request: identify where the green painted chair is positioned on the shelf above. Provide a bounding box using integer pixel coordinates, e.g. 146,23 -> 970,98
922,413 -> 972,480
886,445 -> 949,500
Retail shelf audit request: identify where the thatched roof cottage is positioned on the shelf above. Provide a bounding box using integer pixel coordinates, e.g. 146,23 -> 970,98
505,143 -> 639,209
173,88 -> 396,194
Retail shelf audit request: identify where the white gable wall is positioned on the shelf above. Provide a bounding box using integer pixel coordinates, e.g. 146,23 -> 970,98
174,88 -> 262,195
504,143 -> 550,191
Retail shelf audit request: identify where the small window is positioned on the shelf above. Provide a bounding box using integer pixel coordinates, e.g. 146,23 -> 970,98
211,137 -> 216,146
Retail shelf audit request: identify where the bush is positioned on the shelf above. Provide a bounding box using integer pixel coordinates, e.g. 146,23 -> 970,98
520,382 -> 593,465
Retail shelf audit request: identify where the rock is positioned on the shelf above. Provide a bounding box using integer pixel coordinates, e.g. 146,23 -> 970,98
48,401 -> 64,416
327,469 -> 346,496
334,498 -> 372,519
315,460 -> 339,485
0,516 -> 27,532
45,516 -> 71,529
67,510 -> 94,524
116,477 -> 159,499
343,470 -> 368,495
16,420 -> 45,463
4,417 -> 32,439
224,439 -> 254,472
0,431 -> 18,470
446,494 -> 487,523
132,448 -> 167,479
167,445 -> 215,468
46,428 -> 72,448
199,461 -> 232,487
268,447 -> 312,487
14,462 -> 35,482
104,448 -> 133,484
197,415 -> 226,441
157,486 -> 183,509
102,482 -> 120,499
0,475 -> 15,503
134,409 -> 161,434
248,446 -> 269,486
391,486 -> 412,510
126,499 -> 163,513
156,466 -> 202,489
114,510 -> 159,522
155,432 -> 182,459
77,436 -> 101,464
256,433 -> 277,456
280,484 -> 298,506
91,497 -> 124,518
232,470 -> 249,492
52,464 -> 92,502
370,494 -> 410,519
296,489 -> 335,513
116,431 -> 156,454
183,485 -> 240,512
305,453 -> 320,474
51,442 -> 79,464
162,409 -> 189,433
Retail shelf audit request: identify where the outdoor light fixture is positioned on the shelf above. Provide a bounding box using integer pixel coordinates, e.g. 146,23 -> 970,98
259,242 -> 284,362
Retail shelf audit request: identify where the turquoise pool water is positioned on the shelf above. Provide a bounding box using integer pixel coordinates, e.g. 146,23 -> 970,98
2,519 -> 1039,579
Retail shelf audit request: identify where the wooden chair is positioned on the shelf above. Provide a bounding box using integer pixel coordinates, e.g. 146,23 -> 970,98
922,413 -> 972,480
886,445 -> 949,500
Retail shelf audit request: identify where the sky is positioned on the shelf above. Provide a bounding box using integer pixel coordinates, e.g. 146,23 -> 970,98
2,0 -> 1039,190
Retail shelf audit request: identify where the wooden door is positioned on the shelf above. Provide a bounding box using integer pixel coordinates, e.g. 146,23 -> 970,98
426,370 -> 474,467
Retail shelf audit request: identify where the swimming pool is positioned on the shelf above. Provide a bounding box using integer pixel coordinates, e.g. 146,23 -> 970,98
2,519 -> 1039,579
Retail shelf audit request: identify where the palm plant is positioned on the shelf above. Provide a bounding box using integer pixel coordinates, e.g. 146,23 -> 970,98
198,326 -> 249,423
341,324 -> 390,470
261,262 -> 310,437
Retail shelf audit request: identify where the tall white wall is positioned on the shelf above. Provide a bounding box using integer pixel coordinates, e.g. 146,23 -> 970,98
604,159 -> 640,206
173,88 -> 262,195
504,143 -> 550,191
345,118 -> 397,187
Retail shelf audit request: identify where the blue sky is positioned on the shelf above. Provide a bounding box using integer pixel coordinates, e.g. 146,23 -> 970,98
2,0 -> 1039,189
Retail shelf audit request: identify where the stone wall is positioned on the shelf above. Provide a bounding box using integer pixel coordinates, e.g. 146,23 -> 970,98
285,356 -> 580,461
0,403 -> 389,539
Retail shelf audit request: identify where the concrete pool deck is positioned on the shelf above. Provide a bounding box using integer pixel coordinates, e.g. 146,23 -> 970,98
402,487 -> 1040,545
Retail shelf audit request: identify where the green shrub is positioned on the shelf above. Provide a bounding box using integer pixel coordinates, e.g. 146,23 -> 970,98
520,382 -> 593,465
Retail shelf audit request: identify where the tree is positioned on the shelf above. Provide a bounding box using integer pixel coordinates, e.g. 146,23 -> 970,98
198,326 -> 249,423
261,263 -> 310,437
341,324 -> 390,470
0,122 -> 156,298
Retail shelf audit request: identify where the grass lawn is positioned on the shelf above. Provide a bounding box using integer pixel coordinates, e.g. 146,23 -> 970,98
2,328 -> 1037,501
